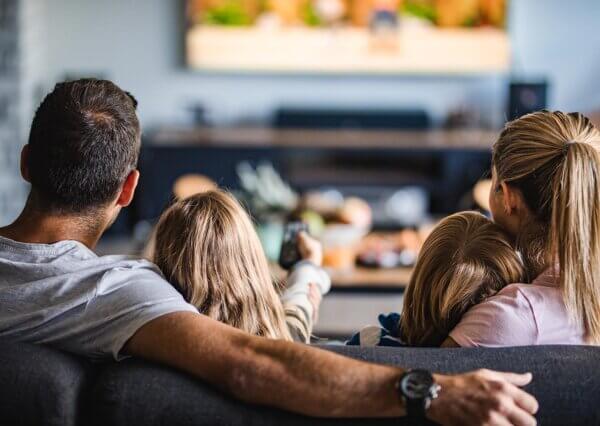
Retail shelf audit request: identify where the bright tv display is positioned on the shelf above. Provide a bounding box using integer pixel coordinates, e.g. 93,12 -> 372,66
185,0 -> 510,74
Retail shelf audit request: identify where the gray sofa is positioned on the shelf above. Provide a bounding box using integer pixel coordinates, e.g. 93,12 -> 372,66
1,341 -> 598,426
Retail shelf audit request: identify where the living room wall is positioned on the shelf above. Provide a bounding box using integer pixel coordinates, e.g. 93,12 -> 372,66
0,0 -> 46,224
36,0 -> 600,129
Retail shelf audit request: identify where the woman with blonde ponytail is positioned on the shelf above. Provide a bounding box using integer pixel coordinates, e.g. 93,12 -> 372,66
447,111 -> 600,347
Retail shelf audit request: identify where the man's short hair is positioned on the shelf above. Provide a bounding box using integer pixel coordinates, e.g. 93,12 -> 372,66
27,79 -> 141,213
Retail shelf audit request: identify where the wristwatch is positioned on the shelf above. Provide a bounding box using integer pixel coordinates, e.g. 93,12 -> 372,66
397,369 -> 441,420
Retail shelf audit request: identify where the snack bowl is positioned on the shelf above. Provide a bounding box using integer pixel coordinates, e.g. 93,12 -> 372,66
320,224 -> 369,271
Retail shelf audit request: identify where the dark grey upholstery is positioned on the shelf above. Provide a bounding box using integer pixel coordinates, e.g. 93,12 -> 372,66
326,345 -> 600,425
88,358 -> 403,426
0,341 -> 94,426
1,341 -> 599,426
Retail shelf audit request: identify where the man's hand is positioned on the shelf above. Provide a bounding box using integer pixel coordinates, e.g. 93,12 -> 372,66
297,231 -> 323,266
430,370 -> 538,426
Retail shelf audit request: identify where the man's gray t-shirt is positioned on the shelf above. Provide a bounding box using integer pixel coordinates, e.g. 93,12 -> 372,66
0,236 -> 198,360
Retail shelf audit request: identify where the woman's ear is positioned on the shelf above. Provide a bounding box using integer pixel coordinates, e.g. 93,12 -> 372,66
500,182 -> 526,215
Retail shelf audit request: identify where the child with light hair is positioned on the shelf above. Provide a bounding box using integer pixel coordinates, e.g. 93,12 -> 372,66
349,211 -> 526,347
149,190 -> 330,343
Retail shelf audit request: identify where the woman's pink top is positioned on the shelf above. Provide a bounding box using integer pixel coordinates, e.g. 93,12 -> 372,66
449,269 -> 587,347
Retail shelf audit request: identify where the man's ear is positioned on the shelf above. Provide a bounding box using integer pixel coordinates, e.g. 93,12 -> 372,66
500,181 -> 524,215
20,145 -> 31,183
117,170 -> 140,207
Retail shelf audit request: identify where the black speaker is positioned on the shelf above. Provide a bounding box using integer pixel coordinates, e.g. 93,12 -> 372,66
507,81 -> 548,121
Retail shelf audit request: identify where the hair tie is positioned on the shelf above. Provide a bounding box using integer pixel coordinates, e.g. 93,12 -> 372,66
562,141 -> 575,155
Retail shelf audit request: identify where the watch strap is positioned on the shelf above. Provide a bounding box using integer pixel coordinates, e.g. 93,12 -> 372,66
398,369 -> 436,421
405,396 -> 427,419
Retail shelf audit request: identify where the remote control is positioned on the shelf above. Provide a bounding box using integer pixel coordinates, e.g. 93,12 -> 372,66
278,222 -> 309,270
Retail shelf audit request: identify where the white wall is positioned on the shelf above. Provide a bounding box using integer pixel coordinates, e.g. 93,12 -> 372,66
0,0 -> 47,224
25,0 -> 600,129
20,0 -> 47,135
509,0 -> 600,113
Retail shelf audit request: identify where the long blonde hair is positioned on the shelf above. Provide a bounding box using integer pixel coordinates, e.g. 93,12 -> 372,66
401,211 -> 525,347
493,111 -> 600,343
151,190 -> 292,341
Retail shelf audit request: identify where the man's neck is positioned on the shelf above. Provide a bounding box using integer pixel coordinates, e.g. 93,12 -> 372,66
0,204 -> 108,249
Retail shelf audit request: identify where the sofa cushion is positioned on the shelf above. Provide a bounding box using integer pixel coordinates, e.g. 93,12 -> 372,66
0,341 -> 95,426
90,345 -> 600,426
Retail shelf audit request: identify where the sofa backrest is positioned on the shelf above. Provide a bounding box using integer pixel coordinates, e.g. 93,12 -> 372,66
0,341 -> 95,426
328,345 -> 600,424
1,342 -> 599,425
89,345 -> 600,426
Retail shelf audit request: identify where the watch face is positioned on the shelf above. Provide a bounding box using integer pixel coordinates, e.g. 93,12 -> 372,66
400,370 -> 435,400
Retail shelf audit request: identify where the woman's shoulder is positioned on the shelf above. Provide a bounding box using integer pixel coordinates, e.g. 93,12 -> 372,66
449,284 -> 538,347
494,282 -> 530,297
483,283 -> 537,310
490,267 -> 558,300
449,269 -> 582,348
496,269 -> 560,307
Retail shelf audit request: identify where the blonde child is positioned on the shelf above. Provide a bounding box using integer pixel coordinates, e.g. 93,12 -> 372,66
149,190 -> 330,342
349,211 -> 525,347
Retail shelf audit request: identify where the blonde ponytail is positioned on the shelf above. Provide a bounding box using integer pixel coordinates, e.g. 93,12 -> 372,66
551,142 -> 600,343
493,111 -> 600,343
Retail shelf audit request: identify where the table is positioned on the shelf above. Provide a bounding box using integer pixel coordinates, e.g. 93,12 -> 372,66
272,263 -> 412,293
151,127 -> 498,151
329,266 -> 411,291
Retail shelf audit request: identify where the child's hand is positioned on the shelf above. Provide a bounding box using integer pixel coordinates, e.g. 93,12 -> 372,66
297,231 -> 323,266
308,283 -> 323,323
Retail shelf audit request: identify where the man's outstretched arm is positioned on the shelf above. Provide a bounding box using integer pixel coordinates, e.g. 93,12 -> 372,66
124,312 -> 538,425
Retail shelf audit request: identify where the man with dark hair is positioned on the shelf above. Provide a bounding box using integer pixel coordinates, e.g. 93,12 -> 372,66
27,79 -> 141,213
0,79 -> 538,425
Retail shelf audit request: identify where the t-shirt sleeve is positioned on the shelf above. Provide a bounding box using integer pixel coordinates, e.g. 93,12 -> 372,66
448,286 -> 538,348
76,261 -> 198,360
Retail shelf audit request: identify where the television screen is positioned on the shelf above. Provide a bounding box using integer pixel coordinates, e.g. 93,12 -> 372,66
185,0 -> 509,74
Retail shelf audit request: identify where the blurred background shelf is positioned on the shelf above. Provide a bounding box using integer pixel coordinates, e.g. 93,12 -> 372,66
187,26 -> 510,75
129,128 -> 492,231
328,266 -> 411,289
151,127 -> 498,150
